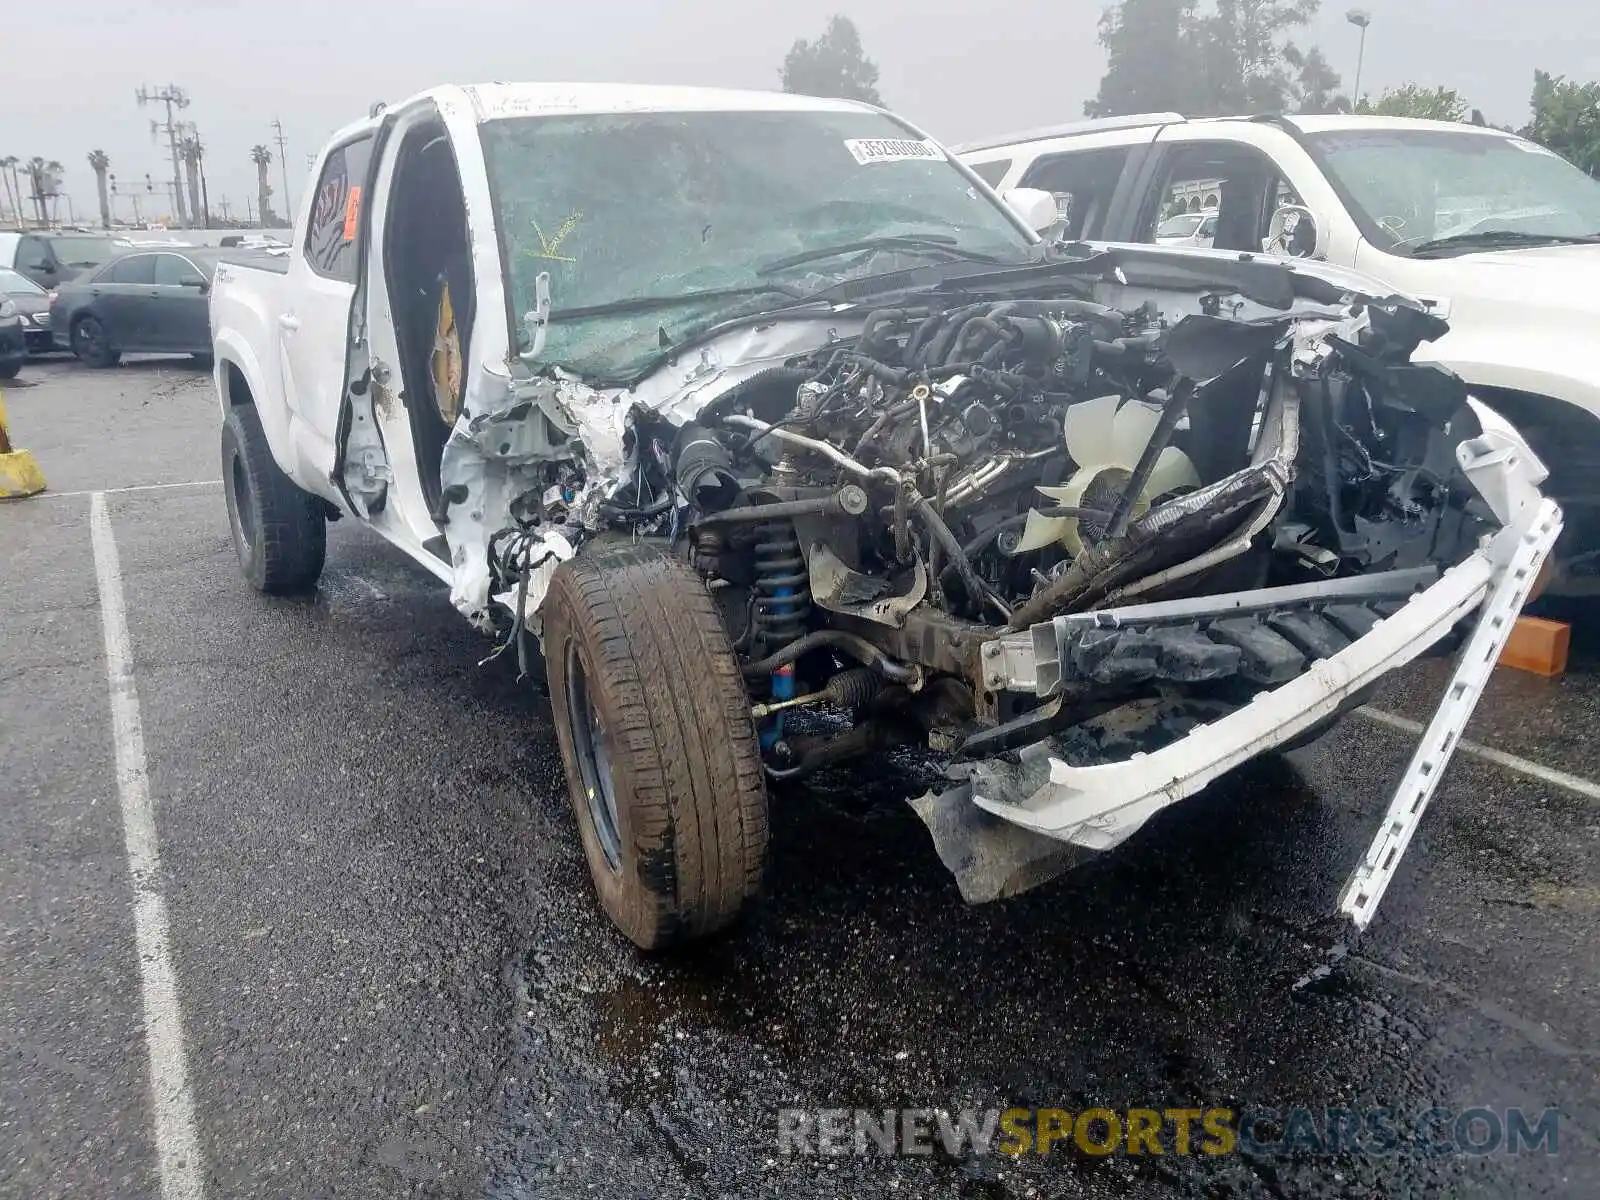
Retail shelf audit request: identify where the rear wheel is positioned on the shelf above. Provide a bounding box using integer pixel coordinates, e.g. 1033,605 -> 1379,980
221,403 -> 326,594
543,543 -> 769,949
70,315 -> 119,368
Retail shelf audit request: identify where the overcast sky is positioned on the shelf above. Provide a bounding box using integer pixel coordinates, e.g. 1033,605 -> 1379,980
3,0 -> 1595,227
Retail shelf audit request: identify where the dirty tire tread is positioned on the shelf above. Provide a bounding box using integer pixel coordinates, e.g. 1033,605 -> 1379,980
545,544 -> 767,949
222,403 -> 326,594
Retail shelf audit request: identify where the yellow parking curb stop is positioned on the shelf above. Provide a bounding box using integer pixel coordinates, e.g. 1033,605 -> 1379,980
0,385 -> 47,499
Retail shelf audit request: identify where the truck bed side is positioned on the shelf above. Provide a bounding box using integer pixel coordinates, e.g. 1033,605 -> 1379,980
211,256 -> 309,497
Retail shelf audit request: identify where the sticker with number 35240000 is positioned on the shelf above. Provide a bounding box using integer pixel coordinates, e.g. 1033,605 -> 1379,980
843,138 -> 945,165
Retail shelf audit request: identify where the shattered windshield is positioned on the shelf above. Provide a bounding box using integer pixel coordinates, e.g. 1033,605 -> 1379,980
1308,129 -> 1600,251
479,108 -> 1037,380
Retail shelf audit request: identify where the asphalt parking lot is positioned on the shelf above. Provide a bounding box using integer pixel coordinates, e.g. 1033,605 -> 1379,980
1,356 -> 1596,1198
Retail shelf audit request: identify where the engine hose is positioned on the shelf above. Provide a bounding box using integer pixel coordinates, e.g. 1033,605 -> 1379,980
910,492 -> 986,612
599,493 -> 673,520
844,354 -> 909,386
951,316 -> 1010,366
740,630 -> 919,685
920,302 -> 991,369
904,311 -> 947,364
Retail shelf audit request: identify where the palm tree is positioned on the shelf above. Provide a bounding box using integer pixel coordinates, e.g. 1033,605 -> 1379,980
25,156 -> 50,225
45,160 -> 65,224
88,150 -> 112,229
250,144 -> 274,227
0,156 -> 18,226
180,137 -> 205,230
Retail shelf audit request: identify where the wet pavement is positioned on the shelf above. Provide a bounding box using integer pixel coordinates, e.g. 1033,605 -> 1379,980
1,357 -> 1596,1198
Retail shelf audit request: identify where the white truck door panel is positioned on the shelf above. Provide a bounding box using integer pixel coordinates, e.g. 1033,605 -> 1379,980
280,134 -> 379,495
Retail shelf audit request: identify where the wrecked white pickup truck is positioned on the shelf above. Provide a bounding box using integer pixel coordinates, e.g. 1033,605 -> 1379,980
211,83 -> 1560,949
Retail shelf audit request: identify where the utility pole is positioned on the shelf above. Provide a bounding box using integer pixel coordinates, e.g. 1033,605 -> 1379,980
136,83 -> 192,228
271,118 -> 293,225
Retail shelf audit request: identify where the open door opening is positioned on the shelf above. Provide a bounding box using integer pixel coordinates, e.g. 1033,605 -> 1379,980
383,121 -> 474,513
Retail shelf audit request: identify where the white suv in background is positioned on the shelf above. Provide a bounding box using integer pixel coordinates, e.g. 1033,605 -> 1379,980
957,113 -> 1600,593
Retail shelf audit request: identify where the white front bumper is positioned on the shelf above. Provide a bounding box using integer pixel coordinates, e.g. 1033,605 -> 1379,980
966,403 -> 1561,928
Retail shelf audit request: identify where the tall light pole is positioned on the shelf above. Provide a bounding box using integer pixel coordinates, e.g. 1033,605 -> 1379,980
1346,10 -> 1372,107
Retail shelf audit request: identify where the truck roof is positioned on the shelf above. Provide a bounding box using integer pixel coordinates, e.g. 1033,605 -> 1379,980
321,82 -> 892,152
956,112 -> 1516,156
358,82 -> 882,130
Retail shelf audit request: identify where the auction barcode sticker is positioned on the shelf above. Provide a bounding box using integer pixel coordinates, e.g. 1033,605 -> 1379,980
844,138 -> 946,165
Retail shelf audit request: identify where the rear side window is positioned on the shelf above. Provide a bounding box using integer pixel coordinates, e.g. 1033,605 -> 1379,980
1019,147 -> 1132,239
105,255 -> 157,285
18,236 -> 53,270
154,255 -> 205,286
305,134 -> 375,282
967,159 -> 1012,187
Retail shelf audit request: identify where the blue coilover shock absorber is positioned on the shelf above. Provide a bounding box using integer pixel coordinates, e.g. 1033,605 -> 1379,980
752,517 -> 811,750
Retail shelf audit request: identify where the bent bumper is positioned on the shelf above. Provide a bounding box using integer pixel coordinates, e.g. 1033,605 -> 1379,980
932,403 -> 1560,927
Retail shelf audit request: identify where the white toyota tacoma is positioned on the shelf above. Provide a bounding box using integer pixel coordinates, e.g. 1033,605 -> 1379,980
209,84 -> 1558,948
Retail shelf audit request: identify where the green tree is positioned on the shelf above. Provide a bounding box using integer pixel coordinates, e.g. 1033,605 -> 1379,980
1085,0 -> 1206,117
1355,83 -> 1469,121
1522,70 -> 1600,176
1086,0 -> 1331,117
1283,43 -> 1347,113
780,15 -> 883,105
1195,0 -> 1321,113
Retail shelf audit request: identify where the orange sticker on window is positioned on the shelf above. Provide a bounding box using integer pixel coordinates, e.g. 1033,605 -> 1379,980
342,186 -> 362,241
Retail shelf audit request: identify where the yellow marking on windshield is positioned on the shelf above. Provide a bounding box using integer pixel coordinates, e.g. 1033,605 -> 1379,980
529,213 -> 582,262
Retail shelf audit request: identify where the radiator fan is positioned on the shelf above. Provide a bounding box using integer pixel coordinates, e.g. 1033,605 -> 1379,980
1017,393 -> 1200,555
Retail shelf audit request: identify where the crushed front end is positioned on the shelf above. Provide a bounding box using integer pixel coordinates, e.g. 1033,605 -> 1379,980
469,259 -> 1556,928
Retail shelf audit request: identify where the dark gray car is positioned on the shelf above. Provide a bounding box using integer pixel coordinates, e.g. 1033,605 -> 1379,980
1,266 -> 58,354
50,248 -> 225,367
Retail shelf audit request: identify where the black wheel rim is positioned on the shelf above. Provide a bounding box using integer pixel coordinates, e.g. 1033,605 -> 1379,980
229,452 -> 257,555
77,318 -> 105,359
564,643 -> 622,872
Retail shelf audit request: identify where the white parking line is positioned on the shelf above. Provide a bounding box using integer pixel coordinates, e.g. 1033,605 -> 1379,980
89,492 -> 205,1199
1358,706 -> 1600,803
40,480 -> 222,500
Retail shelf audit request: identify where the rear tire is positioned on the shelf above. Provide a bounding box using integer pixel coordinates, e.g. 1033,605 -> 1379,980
70,315 -> 120,368
221,403 -> 326,594
543,543 -> 768,949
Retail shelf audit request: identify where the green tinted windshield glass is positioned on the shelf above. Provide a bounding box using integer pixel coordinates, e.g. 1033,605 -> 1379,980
479,108 -> 1035,379
1308,129 -> 1600,249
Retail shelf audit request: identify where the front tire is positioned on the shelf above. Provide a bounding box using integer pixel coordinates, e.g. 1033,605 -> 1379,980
0,358 -> 20,380
221,403 -> 326,594
71,315 -> 120,368
543,544 -> 769,949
